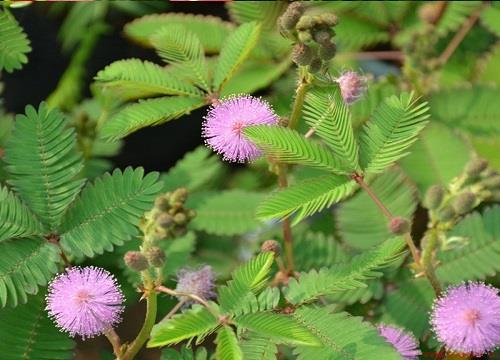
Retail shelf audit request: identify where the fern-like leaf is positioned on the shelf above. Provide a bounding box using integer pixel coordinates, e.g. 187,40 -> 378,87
231,287 -> 281,317
257,175 -> 355,225
435,2 -> 482,37
216,326 -> 243,360
227,1 -> 286,30
4,103 -> 85,231
100,96 -> 205,141
148,304 -> 219,347
284,237 -> 406,304
212,22 -> 261,91
0,291 -> 75,359
244,126 -> 348,173
0,10 -> 31,73
481,3 -> 500,36
358,92 -> 429,175
303,87 -> 359,171
60,167 -> 162,258
240,333 -> 278,360
293,232 -> 349,271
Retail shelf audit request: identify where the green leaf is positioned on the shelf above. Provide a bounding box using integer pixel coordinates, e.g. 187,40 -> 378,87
335,15 -> 390,51
148,304 -> 219,347
161,346 -> 208,360
284,237 -> 406,304
336,169 -> 417,249
231,287 -> 281,317
293,232 -> 349,271
244,126 -> 348,173
476,44 -> 500,86
0,238 -> 59,307
151,25 -> 209,91
213,22 -> 261,91
481,3 -> 500,36
435,1 -> 482,37
124,13 -> 233,53
303,87 -> 359,171
437,206 -> 500,284
358,92 -> 429,175
240,333 -> 277,360
190,190 -> 264,236
227,1 -> 287,30
257,174 -> 355,225
216,326 -> 243,360
235,312 -> 321,346
4,103 -> 85,231
60,167 -> 162,258
0,10 -> 31,73
0,185 -> 44,242
218,252 -> 274,314
292,306 -> 401,360
95,59 -> 203,99
100,96 -> 205,141
0,291 -> 75,359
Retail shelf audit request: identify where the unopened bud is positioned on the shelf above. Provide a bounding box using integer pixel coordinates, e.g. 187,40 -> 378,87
424,185 -> 445,209
464,158 -> 488,177
437,206 -> 455,222
261,240 -> 281,256
173,212 -> 187,225
297,30 -> 312,43
157,213 -> 173,228
124,251 -> 149,271
388,217 -> 411,235
308,57 -> 322,73
337,71 -> 366,105
296,15 -> 315,31
313,29 -> 333,45
318,42 -> 336,60
279,3 -> 304,31
292,43 -> 313,66
171,188 -> 188,203
318,13 -> 338,26
146,246 -> 166,267
482,175 -> 500,189
452,192 -> 476,215
154,196 -> 168,211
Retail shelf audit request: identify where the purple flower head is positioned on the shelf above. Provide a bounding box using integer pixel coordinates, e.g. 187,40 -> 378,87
336,71 -> 366,105
378,324 -> 421,360
202,95 -> 278,163
46,266 -> 124,339
431,282 -> 500,356
175,265 -> 216,303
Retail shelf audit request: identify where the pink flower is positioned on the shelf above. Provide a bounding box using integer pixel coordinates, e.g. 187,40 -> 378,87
46,267 -> 124,339
202,95 -> 278,162
431,282 -> 500,356
175,265 -> 216,303
378,325 -> 421,360
336,71 -> 366,105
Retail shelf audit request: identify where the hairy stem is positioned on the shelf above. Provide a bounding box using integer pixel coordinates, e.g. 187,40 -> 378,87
288,67 -> 310,131
277,166 -> 295,274
422,230 -> 443,295
104,329 -> 122,359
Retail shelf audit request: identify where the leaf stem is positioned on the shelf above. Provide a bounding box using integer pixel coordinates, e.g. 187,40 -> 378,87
288,67 -> 310,131
156,285 -> 221,319
422,229 -> 443,295
277,165 -> 295,274
160,298 -> 187,323
104,329 -> 123,359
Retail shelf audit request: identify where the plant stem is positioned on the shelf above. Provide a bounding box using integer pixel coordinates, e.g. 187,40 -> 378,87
156,285 -> 220,319
160,299 -> 186,323
422,230 -> 443,295
104,329 -> 122,359
277,166 -> 295,274
288,67 -> 310,131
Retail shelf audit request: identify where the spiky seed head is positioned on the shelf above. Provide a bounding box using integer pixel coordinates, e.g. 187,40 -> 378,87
318,42 -> 336,60
145,246 -> 166,268
336,71 -> 366,105
292,43 -> 313,66
437,206 -> 455,222
452,192 -> 476,215
124,251 -> 149,272
388,217 -> 411,235
261,240 -> 281,257
465,158 -> 488,177
424,185 -> 445,210
175,266 -> 216,304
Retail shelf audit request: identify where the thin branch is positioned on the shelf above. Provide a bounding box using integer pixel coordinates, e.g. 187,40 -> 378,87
422,230 -> 443,295
156,286 -> 220,319
104,329 -> 122,360
277,166 -> 295,274
160,299 -> 186,323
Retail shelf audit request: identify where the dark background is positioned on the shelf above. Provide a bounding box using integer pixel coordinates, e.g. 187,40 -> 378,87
3,1 -> 229,173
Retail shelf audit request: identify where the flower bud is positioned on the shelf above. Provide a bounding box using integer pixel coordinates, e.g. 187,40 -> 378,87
437,206 -> 455,222
464,158 -> 488,177
424,185 -> 445,209
318,13 -> 338,26
171,188 -> 188,204
308,57 -> 322,73
297,30 -> 312,43
154,196 -> 168,211
145,246 -> 166,267
452,192 -> 476,215
157,213 -> 173,228
313,29 -> 332,45
292,43 -> 313,66
261,240 -> 281,257
388,216 -> 411,235
173,212 -> 187,225
336,71 -> 366,105
279,5 -> 303,31
124,251 -> 149,271
318,42 -> 336,60
296,15 -> 315,31
482,175 -> 500,189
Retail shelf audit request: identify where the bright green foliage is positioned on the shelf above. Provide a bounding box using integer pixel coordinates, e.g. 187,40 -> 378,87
231,287 -> 281,316
381,277 -> 434,338
124,13 -> 233,53
215,326 -> 243,360
244,126 -> 348,173
336,169 -> 417,249
350,81 -> 399,128
0,186 -> 44,242
292,306 -> 401,360
100,96 -> 205,141
284,237 -> 406,304
60,167 -> 162,258
240,333 -> 277,360
257,175 -> 355,225
0,291 -> 75,360
358,92 -> 429,175
0,10 -> 31,73
293,232 -> 349,271
303,87 -> 359,171
227,1 -> 286,30
151,26 -> 210,91
0,238 -> 59,307
218,252 -> 274,314
437,206 -> 500,283
481,3 -> 500,36
477,44 -> 500,86
435,1 -> 482,37
161,346 -> 208,360
328,280 -> 383,305
212,22 -> 262,91
335,15 -> 391,51
234,312 -> 321,346
189,190 -> 264,236
148,304 -> 219,347
4,103 -> 85,231
95,59 -> 203,99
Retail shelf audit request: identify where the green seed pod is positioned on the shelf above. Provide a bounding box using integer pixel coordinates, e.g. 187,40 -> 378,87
124,251 -> 149,272
297,30 -> 312,43
292,43 -> 313,66
173,212 -> 187,225
318,13 -> 338,26
296,15 -> 315,31
424,185 -> 445,210
146,246 -> 166,267
388,216 -> 411,235
437,206 -> 455,222
465,158 -> 488,177
308,57 -> 322,73
261,240 -> 281,257
318,42 -> 336,60
452,192 -> 476,215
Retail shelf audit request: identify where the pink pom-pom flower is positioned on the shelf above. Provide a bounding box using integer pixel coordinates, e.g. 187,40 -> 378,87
378,325 -> 422,360
175,265 -> 216,304
336,71 -> 366,105
46,267 -> 124,339
202,95 -> 278,163
431,282 -> 500,356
